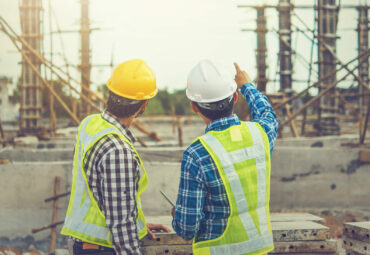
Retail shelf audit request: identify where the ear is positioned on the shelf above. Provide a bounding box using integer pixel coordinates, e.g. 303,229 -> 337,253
190,102 -> 199,113
233,92 -> 238,104
142,100 -> 149,109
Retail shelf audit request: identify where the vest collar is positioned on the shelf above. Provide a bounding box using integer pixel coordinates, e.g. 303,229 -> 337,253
205,114 -> 241,134
101,110 -> 136,144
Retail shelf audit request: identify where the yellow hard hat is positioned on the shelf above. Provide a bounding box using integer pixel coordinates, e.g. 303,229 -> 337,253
107,59 -> 157,100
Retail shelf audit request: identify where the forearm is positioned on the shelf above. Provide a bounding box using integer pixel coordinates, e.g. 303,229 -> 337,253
240,83 -> 279,151
172,153 -> 205,240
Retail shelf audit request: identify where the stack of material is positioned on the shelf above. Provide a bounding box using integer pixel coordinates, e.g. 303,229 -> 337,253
141,213 -> 337,255
343,221 -> 370,255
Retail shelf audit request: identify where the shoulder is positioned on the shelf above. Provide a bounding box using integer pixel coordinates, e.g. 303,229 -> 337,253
183,138 -> 210,163
181,138 -> 215,181
91,133 -> 136,164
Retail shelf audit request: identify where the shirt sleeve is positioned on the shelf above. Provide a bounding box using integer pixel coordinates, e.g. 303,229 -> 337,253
172,149 -> 206,240
97,145 -> 141,255
240,83 -> 279,152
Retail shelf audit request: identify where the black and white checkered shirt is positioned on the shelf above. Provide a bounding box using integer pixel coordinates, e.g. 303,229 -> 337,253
82,110 -> 142,255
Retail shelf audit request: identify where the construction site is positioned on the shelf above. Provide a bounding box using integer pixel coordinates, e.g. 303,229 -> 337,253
0,0 -> 369,254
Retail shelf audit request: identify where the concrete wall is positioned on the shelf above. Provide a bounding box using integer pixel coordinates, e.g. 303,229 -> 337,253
1,137 -> 369,250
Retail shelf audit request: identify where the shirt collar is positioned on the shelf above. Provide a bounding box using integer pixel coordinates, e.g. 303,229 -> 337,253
205,114 -> 241,134
101,110 -> 137,143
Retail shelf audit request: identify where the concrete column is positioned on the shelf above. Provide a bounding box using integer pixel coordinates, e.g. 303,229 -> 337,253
316,0 -> 340,136
278,0 -> 293,92
255,7 -> 268,92
357,6 -> 369,115
19,0 -> 43,134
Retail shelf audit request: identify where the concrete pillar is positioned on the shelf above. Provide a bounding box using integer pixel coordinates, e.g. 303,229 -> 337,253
316,0 -> 340,136
278,0 -> 293,92
19,0 -> 43,134
357,6 -> 369,115
255,7 -> 268,92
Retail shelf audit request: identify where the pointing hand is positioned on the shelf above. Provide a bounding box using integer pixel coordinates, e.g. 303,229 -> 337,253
234,62 -> 253,89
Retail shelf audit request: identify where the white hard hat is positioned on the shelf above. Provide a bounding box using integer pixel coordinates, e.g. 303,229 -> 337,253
186,60 -> 237,103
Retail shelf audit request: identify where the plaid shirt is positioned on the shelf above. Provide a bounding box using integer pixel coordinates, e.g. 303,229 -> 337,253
82,110 -> 142,255
172,82 -> 278,241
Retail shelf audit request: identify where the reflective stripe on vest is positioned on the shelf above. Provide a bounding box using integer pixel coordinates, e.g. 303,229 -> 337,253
194,121 -> 274,255
61,114 -> 147,246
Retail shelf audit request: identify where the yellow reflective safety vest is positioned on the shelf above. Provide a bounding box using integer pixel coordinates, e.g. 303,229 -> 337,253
193,121 -> 274,255
61,114 -> 148,247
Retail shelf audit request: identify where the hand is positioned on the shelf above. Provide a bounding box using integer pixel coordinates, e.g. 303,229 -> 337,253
146,223 -> 171,239
171,207 -> 175,218
234,62 -> 252,89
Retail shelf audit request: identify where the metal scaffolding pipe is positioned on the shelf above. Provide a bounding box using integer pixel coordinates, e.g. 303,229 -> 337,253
316,0 -> 339,136
278,0 -> 293,91
19,0 -> 43,134
357,6 -> 369,115
255,7 -> 268,92
80,0 -> 91,117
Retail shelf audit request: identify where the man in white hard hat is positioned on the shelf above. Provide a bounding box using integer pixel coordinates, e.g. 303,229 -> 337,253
172,60 -> 278,255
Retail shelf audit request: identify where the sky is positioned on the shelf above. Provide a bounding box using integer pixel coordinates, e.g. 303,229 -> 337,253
0,0 -> 366,95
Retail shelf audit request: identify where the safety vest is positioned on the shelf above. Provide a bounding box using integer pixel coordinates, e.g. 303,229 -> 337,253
61,114 -> 148,247
192,121 -> 274,255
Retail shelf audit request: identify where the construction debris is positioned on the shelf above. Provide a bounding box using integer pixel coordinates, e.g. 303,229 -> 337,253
343,221 -> 370,255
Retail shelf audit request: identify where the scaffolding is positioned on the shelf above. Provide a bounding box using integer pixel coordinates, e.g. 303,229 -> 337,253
255,7 -> 268,92
278,0 -> 293,92
19,0 -> 43,134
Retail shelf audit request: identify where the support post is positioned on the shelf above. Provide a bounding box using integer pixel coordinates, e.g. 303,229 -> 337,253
278,0 -> 293,92
316,0 -> 340,136
19,0 -> 43,134
357,6 -> 369,116
80,0 -> 91,117
255,7 -> 268,92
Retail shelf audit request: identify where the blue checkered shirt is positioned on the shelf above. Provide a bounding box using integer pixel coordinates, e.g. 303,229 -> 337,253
172,83 -> 278,241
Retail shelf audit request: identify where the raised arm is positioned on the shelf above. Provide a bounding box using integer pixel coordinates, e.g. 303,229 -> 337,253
234,62 -> 279,152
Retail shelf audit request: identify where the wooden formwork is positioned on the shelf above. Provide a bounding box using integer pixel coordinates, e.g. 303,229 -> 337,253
343,221 -> 370,255
141,213 -> 336,255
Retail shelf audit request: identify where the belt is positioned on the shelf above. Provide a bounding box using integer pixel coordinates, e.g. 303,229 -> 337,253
73,241 -> 116,255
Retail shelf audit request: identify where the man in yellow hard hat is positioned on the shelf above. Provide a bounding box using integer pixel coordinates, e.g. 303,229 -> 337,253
172,60 -> 278,255
61,59 -> 170,255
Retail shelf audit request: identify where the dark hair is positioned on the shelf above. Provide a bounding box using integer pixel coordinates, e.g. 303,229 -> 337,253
106,91 -> 146,118
193,95 -> 235,121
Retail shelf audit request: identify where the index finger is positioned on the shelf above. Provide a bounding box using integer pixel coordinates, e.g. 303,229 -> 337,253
234,62 -> 241,73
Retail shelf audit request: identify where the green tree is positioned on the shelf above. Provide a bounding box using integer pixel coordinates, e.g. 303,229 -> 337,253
144,98 -> 164,116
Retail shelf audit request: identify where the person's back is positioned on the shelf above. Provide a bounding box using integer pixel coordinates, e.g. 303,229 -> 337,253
172,60 -> 278,255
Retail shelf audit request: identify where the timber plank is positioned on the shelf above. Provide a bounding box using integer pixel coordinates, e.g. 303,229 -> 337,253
343,237 -> 370,255
141,245 -> 192,255
272,221 -> 330,241
272,240 -> 337,253
344,222 -> 370,243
